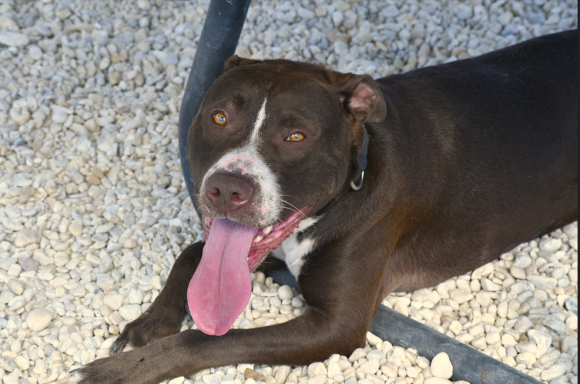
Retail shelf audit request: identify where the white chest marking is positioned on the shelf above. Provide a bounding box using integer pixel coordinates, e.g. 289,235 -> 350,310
250,97 -> 267,145
272,217 -> 319,278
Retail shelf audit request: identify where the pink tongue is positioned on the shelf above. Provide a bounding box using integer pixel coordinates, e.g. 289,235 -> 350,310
187,218 -> 259,335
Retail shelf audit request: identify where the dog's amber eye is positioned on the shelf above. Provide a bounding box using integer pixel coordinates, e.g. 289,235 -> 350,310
288,132 -> 305,142
213,112 -> 227,126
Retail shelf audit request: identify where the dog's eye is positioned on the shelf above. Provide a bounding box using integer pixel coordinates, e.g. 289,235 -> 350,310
212,112 -> 227,126
287,132 -> 305,142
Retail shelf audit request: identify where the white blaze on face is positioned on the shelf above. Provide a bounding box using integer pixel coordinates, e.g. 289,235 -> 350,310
250,98 -> 267,144
200,97 -> 281,226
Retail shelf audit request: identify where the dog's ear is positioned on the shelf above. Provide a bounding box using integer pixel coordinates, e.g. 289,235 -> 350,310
223,55 -> 263,73
334,73 -> 387,123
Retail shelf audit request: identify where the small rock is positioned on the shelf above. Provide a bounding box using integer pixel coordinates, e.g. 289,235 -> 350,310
541,363 -> 568,381
137,0 -> 151,10
119,304 -> 141,321
14,229 -> 40,247
0,357 -> 16,372
6,280 -> 24,295
278,285 -> 294,300
245,369 -> 266,382
527,275 -> 558,290
0,16 -> 16,29
69,220 -> 83,236
565,296 -> 577,315
358,359 -> 379,375
0,31 -> 30,47
348,348 -> 367,362
17,257 -> 37,272
382,5 -> 399,18
527,330 -> 552,356
430,352 -> 453,379
29,46 -> 43,60
381,363 -> 398,377
450,288 -> 473,304
513,253 -> 532,268
103,294 -> 125,310
514,316 -> 534,333
26,308 -> 52,331
202,373 -> 221,384
366,332 -> 382,346
308,362 -> 327,377
515,352 -> 536,367
539,238 -> 562,252
52,111 -> 68,124
481,278 -> 502,291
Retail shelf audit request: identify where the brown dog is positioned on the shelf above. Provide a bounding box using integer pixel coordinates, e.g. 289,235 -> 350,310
59,29 -> 577,384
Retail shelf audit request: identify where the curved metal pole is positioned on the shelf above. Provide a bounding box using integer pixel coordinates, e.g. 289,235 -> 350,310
179,0 -> 252,216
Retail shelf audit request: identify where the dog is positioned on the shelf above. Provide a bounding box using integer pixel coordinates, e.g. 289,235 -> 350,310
59,29 -> 577,384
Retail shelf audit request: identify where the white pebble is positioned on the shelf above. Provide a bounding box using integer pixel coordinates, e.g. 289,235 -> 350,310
26,308 -> 52,331
430,353 -> 453,379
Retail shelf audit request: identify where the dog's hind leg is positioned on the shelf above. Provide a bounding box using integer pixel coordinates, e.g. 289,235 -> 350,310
111,242 -> 204,354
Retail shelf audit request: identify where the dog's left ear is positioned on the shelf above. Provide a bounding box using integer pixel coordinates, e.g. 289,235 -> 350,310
337,75 -> 387,123
223,55 -> 263,73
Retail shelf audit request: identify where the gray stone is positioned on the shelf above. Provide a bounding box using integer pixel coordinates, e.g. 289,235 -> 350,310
565,296 -> 577,315
455,4 -> 473,20
0,31 -> 30,47
541,363 -> 567,381
0,357 -> 16,372
382,5 -> 399,18
17,257 -> 37,272
527,275 -> 558,290
52,111 -> 68,123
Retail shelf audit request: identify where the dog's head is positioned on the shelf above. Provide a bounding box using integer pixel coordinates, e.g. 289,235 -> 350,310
189,57 -> 387,268
190,57 -> 385,238
186,57 -> 386,335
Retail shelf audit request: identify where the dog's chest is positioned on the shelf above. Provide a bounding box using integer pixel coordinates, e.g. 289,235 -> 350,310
270,217 -> 319,278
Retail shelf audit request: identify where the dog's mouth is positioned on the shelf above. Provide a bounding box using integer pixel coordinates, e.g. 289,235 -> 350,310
187,206 -> 312,336
202,206 -> 312,271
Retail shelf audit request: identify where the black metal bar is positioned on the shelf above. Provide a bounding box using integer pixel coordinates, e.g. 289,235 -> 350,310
179,0 -> 252,215
370,305 -> 544,384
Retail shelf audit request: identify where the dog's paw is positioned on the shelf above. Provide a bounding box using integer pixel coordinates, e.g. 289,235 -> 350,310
110,304 -> 185,355
54,350 -> 155,384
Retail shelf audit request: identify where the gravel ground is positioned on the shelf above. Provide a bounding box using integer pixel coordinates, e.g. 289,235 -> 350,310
0,0 -> 577,384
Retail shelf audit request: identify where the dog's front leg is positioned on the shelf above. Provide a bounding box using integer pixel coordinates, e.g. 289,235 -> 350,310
111,242 -> 204,353
58,242 -> 387,384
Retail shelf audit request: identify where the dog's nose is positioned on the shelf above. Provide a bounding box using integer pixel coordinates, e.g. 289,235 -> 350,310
205,173 -> 254,213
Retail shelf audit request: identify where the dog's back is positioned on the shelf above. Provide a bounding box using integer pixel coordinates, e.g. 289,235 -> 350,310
378,30 -> 578,290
